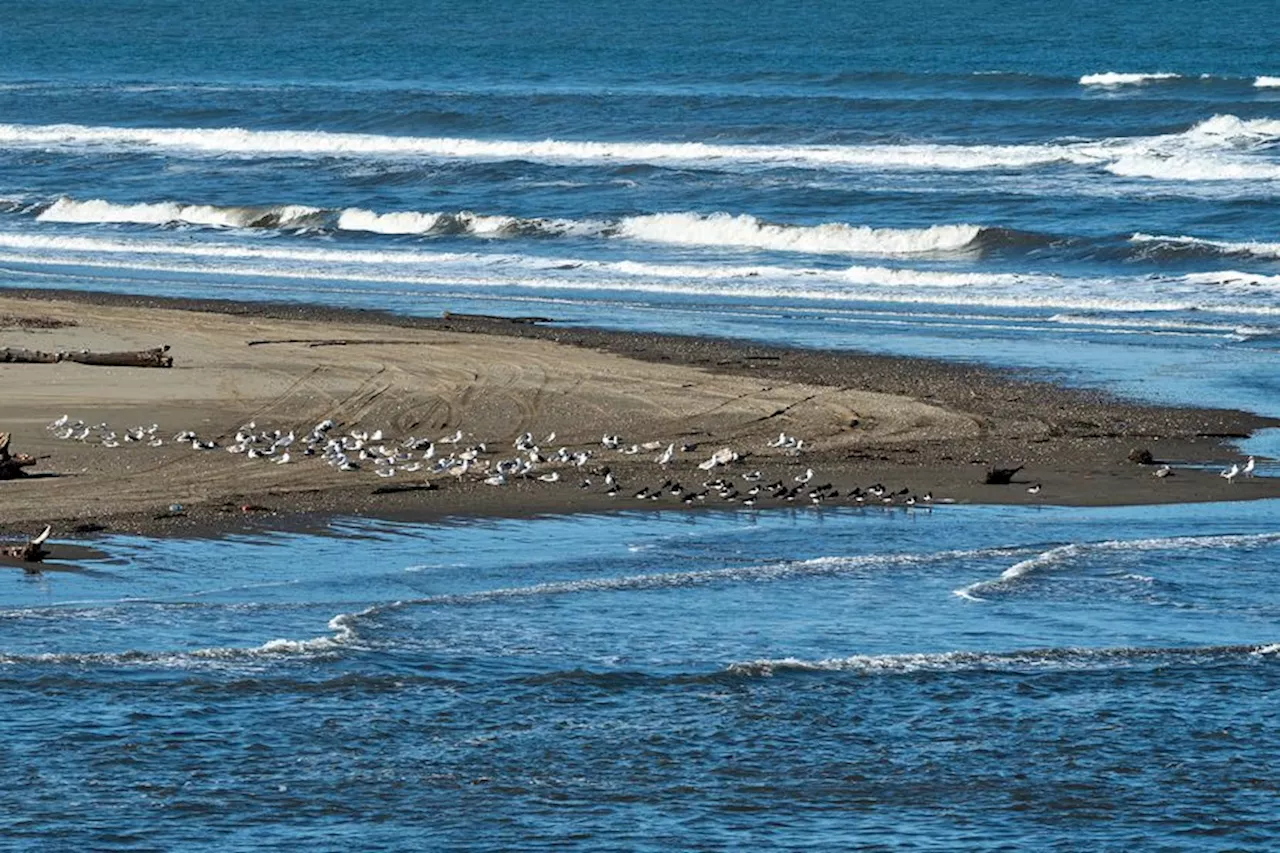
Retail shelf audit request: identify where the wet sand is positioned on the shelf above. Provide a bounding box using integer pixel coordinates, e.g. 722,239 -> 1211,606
1,288 -> 1277,540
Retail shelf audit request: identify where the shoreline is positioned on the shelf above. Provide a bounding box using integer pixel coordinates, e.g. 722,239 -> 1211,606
1,287 -> 1278,542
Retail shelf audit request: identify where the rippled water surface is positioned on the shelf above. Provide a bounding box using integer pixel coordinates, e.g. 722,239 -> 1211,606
4,503 -> 1280,849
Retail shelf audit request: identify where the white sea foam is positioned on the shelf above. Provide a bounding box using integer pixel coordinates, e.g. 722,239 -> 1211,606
1255,76 -> 1280,88
1106,154 -> 1280,182
1179,114 -> 1280,145
0,610 -> 361,668
1047,312 -> 1260,336
349,547 -> 1029,627
1079,72 -> 1182,87
1182,270 -> 1280,289
25,193 -> 994,257
616,212 -> 984,255
727,642 -> 1277,677
1131,232 -> 1280,259
8,229 -> 1280,318
955,532 -> 1280,600
336,207 -> 443,235
0,230 -> 1029,288
0,120 -> 1091,172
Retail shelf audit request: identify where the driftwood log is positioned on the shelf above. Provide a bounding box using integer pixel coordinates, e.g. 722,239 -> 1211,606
1,345 -> 172,368
0,432 -> 38,480
2,525 -> 51,565
984,464 -> 1025,485
442,312 -> 553,325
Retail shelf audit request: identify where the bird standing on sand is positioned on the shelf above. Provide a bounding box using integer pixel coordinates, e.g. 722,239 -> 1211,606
1154,464 -> 1172,478
1243,456 -> 1256,478
1026,483 -> 1042,495
1222,463 -> 1240,484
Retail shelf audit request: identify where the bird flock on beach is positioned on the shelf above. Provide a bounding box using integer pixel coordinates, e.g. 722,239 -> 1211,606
43,415 -> 1261,509
42,416 -> 958,510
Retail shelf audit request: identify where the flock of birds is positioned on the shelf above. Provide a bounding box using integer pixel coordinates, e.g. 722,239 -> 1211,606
43,417 -> 951,510
43,415 -> 1261,509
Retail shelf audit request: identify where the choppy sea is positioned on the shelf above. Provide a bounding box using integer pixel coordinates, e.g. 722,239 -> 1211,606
2,2 -> 1280,848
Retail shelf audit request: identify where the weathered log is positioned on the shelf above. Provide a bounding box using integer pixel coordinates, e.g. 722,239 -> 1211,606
2,525 -> 51,564
0,347 -> 59,363
0,432 -> 39,480
0,345 -> 172,367
443,311 -> 554,325
63,346 -> 173,368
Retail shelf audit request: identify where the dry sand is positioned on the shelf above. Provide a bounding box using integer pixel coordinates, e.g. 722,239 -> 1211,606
1,289 -> 1277,539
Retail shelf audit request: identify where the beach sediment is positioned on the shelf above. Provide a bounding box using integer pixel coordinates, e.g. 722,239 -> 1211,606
0,288 -> 1276,539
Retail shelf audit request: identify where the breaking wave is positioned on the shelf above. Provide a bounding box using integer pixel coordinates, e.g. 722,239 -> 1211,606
615,212 -> 984,255
1079,72 -> 1182,87
28,198 -> 1280,267
1131,232 -> 1280,260
0,120 -> 1085,171
21,196 -> 993,256
36,196 -> 325,229
1,115 -> 1277,184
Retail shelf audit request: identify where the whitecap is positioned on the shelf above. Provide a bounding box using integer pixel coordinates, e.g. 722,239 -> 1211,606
616,212 -> 983,255
1079,71 -> 1181,87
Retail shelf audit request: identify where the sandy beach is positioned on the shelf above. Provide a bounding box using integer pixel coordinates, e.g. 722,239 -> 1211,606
1,288 -> 1277,539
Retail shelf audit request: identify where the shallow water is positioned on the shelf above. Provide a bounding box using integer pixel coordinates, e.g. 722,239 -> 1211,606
4,503 -> 1280,849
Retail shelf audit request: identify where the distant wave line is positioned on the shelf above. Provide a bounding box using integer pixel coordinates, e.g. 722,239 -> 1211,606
1,115 -> 1278,180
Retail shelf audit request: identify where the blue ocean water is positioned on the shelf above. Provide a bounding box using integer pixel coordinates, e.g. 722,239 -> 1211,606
5,504 -> 1280,850
3,2 -> 1280,847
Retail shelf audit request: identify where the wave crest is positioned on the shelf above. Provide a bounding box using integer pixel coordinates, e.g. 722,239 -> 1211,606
36,196 -> 324,229
617,212 -> 983,255
1079,72 -> 1181,87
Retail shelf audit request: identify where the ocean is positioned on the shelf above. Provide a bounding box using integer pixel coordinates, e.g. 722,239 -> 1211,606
2,1 -> 1279,848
